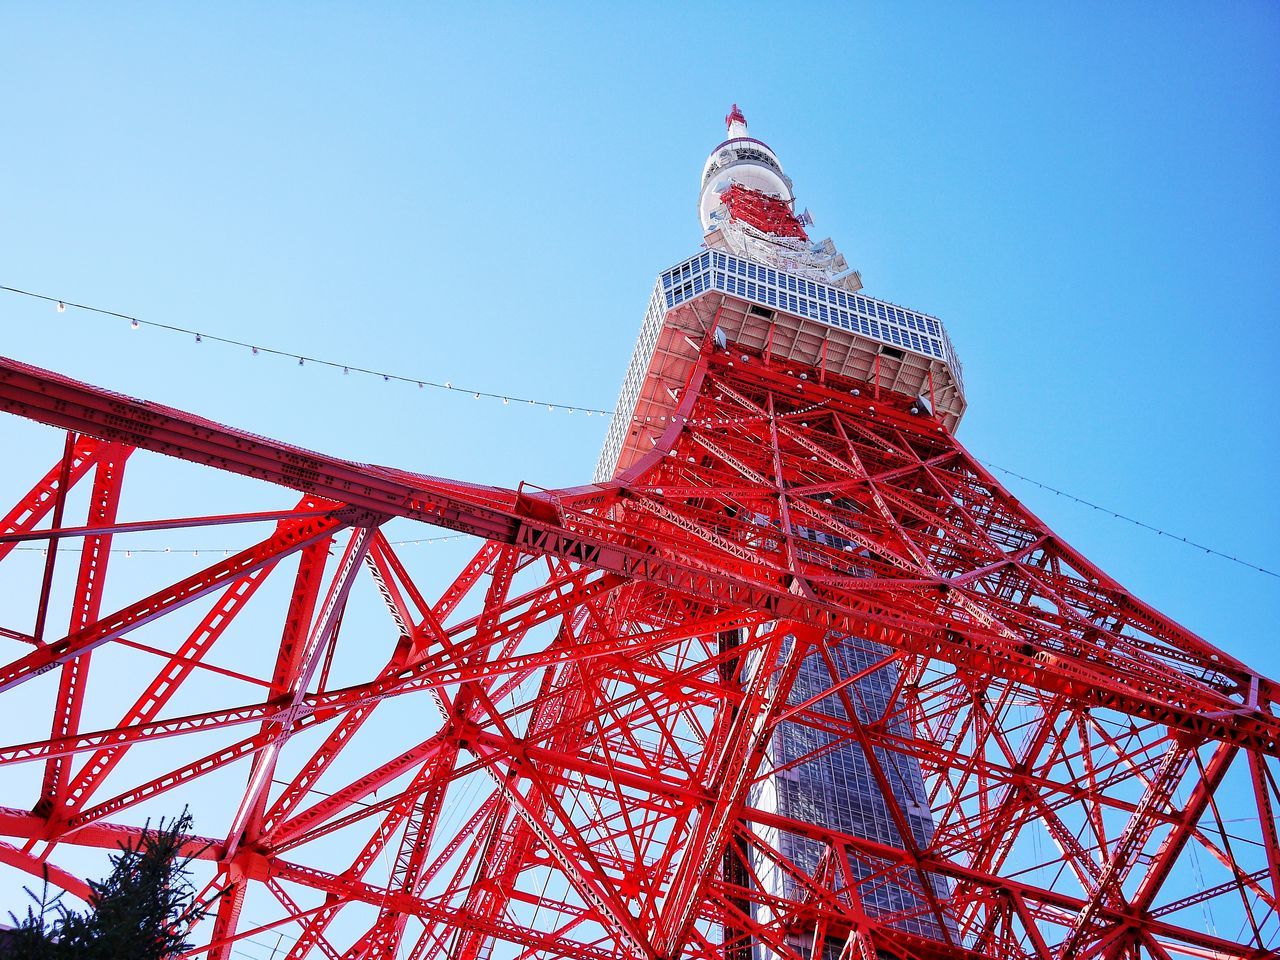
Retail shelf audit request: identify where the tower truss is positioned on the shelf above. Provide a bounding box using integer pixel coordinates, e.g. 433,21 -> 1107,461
0,108 -> 1276,960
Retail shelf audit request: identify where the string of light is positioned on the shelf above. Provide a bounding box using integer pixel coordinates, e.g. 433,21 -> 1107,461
2,283 -> 1275,580
0,284 -> 615,417
980,460 -> 1278,580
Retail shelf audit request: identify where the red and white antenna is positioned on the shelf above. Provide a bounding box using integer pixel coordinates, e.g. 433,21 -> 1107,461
698,107 -> 859,289
699,105 -> 791,230
724,102 -> 747,134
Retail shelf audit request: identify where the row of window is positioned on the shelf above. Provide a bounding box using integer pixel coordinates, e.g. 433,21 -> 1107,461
660,251 -> 957,368
663,251 -> 942,337
606,252 -> 965,476
701,146 -> 785,188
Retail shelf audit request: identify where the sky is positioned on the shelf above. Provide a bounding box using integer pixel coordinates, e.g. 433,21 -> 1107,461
0,2 -> 1277,952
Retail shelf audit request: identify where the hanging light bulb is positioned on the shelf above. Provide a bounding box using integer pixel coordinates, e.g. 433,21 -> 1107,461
502,397 -> 509,405
195,333 -> 202,343
474,392 -> 481,399
298,356 -> 304,366
56,302 -> 65,312
343,367 -> 350,375
251,345 -> 258,354
131,319 -> 139,330
125,549 -> 132,558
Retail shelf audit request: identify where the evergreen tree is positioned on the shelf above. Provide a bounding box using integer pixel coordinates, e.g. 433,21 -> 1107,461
4,876 -> 65,959
5,809 -> 205,959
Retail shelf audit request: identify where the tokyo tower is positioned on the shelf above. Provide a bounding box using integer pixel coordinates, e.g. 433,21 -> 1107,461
0,104 -> 1276,959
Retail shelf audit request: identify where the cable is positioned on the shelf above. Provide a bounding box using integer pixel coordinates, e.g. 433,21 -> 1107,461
980,460 -> 1279,580
0,284 -> 615,417
3,283 -> 1275,579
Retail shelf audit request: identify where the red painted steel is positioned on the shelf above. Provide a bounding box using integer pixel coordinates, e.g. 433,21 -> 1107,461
718,184 -> 810,240
0,348 -> 1276,959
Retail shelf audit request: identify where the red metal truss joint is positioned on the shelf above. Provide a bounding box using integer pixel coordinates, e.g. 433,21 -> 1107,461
0,434 -> 101,565
220,844 -> 272,885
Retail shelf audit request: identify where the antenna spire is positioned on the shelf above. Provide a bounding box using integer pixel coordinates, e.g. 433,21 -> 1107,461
725,103 -> 747,133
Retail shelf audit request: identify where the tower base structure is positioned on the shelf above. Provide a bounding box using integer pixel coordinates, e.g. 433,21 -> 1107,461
0,338 -> 1275,960
0,103 -> 1275,960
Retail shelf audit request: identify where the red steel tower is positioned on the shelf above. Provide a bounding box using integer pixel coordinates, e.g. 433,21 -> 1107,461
0,106 -> 1276,959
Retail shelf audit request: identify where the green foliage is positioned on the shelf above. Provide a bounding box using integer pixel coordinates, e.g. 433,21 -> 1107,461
5,809 -> 205,959
5,876 -> 65,959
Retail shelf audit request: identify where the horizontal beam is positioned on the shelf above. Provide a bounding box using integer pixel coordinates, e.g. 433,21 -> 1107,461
0,355 -> 521,542
0,507 -> 334,545
0,805 -> 223,861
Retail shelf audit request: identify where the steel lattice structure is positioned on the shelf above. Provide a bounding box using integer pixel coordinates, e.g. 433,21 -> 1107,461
0,107 -> 1276,960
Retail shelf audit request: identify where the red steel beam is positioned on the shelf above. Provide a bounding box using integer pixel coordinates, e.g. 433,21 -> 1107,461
2,354 -> 1275,755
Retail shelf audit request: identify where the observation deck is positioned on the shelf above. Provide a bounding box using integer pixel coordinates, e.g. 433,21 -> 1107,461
596,249 -> 966,481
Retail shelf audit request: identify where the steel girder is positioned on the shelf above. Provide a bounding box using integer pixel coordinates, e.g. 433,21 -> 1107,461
0,349 -> 1276,960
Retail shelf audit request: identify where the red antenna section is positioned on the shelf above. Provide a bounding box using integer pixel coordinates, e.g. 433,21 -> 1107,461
725,102 -> 746,131
719,183 -> 809,239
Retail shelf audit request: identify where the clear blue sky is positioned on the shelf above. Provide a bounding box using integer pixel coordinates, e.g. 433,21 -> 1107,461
0,1 -> 1277,945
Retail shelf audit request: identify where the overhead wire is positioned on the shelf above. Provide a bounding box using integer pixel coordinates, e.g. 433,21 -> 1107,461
2,282 -> 1275,579
980,460 -> 1278,579
0,283 -> 614,416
